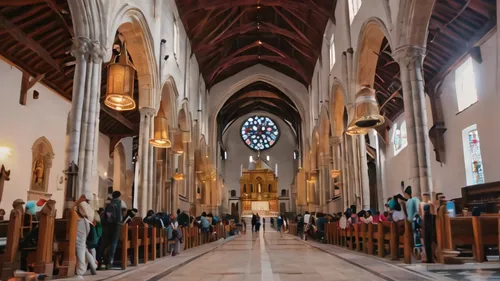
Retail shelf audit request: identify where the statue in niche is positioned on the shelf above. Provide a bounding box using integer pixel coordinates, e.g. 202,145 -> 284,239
29,137 -> 54,194
258,183 -> 262,193
33,159 -> 45,185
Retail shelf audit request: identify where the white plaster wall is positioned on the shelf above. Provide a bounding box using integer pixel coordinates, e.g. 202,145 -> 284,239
429,32 -> 499,199
0,59 -> 70,214
382,32 -> 498,200
222,113 -> 297,201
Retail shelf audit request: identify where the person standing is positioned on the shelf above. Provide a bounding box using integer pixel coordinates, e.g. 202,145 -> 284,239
251,214 -> 256,232
74,195 -> 97,276
97,191 -> 123,270
262,217 -> 266,232
277,215 -> 284,237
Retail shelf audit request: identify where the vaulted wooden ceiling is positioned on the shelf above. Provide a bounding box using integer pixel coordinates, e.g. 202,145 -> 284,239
0,0 -> 139,139
176,0 -> 337,88
218,81 -> 301,139
374,0 -> 496,122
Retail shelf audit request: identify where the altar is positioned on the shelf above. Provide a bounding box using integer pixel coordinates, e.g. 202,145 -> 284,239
240,157 -> 279,217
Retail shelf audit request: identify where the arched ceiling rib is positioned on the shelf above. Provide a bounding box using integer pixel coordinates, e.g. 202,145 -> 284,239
176,0 -> 337,88
217,81 -> 301,137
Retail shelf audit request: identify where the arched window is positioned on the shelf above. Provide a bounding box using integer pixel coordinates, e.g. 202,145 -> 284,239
173,16 -> 180,59
230,190 -> 236,197
462,124 -> 485,185
243,184 -> 247,193
329,34 -> 335,70
392,120 -> 408,156
455,57 -> 478,112
348,0 -> 362,24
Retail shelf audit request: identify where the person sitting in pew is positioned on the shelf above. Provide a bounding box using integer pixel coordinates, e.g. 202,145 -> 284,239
143,210 -> 156,225
123,208 -> 138,224
177,210 -> 190,227
363,210 -> 374,224
74,195 -> 97,276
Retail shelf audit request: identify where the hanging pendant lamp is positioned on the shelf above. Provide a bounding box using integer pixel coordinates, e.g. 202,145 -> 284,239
346,119 -> 368,135
172,130 -> 184,154
104,41 -> 136,111
353,86 -> 384,128
149,103 -> 171,148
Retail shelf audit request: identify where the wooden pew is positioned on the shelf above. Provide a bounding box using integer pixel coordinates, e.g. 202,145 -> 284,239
53,209 -> 77,278
130,219 -> 149,264
33,200 -> 56,277
0,207 -> 22,280
443,215 -> 474,262
472,215 -> 500,262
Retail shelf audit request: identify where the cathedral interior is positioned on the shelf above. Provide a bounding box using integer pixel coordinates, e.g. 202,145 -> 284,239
0,0 -> 499,280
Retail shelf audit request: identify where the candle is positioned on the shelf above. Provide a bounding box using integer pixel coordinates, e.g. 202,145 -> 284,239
275,164 -> 278,177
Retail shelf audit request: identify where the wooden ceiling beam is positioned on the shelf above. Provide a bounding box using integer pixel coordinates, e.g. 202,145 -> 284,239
282,7 -> 320,36
180,0 -> 333,21
44,0 -> 74,37
428,19 -> 495,88
0,0 -> 44,5
100,104 -> 138,132
284,38 -> 315,61
209,7 -> 248,45
190,8 -> 215,39
0,15 -> 63,73
196,7 -> 237,45
208,55 -> 308,85
272,6 -> 314,47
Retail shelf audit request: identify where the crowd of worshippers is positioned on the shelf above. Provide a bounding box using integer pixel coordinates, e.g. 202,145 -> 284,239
15,189 -> 234,277
293,182 -> 423,242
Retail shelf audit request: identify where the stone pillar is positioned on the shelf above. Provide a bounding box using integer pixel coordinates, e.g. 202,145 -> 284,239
351,136 -> 361,207
394,46 -> 432,197
341,134 -> 349,209
65,37 -> 90,206
65,37 -> 104,202
358,135 -> 370,210
138,107 -> 154,216
148,122 -> 155,210
155,159 -> 163,211
330,136 -> 342,208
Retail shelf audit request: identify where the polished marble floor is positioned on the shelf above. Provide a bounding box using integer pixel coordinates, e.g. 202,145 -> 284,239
74,222 -> 500,281
164,225 -> 387,281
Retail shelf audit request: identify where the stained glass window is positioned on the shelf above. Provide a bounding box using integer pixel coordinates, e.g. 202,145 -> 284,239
241,116 -> 279,151
468,129 -> 485,185
392,120 -> 408,155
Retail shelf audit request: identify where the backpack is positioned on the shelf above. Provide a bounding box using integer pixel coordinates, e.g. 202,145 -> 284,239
103,199 -> 122,224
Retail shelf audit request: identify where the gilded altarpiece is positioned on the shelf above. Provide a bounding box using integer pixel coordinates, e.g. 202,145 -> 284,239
240,160 -> 278,216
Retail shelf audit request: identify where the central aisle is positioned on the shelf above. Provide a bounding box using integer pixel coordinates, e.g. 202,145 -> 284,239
165,222 -> 385,281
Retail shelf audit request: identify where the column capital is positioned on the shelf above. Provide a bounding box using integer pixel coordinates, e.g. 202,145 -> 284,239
71,37 -> 92,59
89,40 -> 106,63
140,107 -> 156,117
392,45 -> 426,66
329,136 -> 341,146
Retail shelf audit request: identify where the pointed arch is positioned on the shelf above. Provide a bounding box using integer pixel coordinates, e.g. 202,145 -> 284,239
330,81 -> 347,137
160,76 -> 179,129
178,101 -> 192,143
395,0 -> 435,47
354,18 -> 392,94
319,106 -> 331,157
107,7 -> 159,109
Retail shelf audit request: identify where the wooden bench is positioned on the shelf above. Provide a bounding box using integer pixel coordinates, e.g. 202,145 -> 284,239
52,209 -> 77,277
0,208 -> 22,280
472,215 -> 500,262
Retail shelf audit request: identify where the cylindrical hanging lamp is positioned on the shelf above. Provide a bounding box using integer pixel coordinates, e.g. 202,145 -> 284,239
353,86 -> 384,128
172,130 -> 184,154
149,103 -> 171,148
104,41 -> 136,111
346,119 -> 368,135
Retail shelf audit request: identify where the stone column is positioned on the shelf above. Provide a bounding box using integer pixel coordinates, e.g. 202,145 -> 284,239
148,121 -> 155,210
394,46 -> 432,197
138,107 -> 154,216
358,135 -> 370,210
82,43 -> 104,198
65,37 -> 90,206
155,159 -> 163,211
